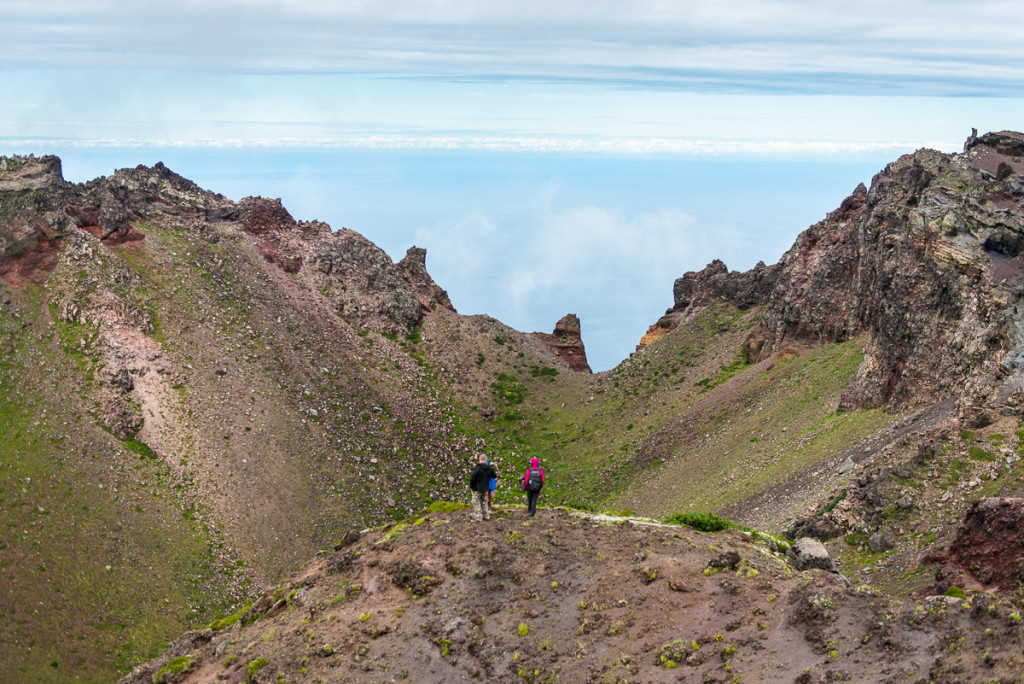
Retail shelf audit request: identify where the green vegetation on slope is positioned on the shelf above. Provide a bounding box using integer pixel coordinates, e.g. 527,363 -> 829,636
475,303 -> 898,530
0,288 -> 242,683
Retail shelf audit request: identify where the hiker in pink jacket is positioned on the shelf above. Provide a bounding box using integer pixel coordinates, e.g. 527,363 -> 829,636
521,456 -> 545,517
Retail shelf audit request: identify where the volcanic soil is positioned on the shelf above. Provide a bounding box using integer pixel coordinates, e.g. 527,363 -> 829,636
122,505 -> 1024,684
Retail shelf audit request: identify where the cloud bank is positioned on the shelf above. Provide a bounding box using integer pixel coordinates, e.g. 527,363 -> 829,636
3,0 -> 1023,95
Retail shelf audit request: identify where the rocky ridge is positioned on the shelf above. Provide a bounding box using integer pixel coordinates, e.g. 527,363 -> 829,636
640,132 -> 1024,414
0,155 -> 589,681
5,132 -> 1024,682
119,506 -> 1024,684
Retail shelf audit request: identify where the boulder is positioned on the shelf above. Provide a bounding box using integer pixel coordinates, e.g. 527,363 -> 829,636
868,533 -> 893,553
798,516 -> 843,542
788,537 -> 835,572
707,551 -> 741,570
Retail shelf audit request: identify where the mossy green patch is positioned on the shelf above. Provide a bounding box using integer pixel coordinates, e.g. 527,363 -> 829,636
246,657 -> 270,681
968,445 -> 995,462
210,604 -> 250,631
425,501 -> 468,515
155,654 -> 199,683
492,373 -> 526,405
663,512 -> 733,532
379,523 -> 410,544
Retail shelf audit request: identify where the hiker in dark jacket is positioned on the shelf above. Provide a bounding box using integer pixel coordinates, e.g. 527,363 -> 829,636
469,455 -> 497,521
521,456 -> 545,517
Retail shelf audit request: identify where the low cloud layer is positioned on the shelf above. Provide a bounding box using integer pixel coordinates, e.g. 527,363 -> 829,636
0,135 -> 933,157
415,203 -> 741,369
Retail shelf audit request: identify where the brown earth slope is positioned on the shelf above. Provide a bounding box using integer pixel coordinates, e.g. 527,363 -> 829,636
0,156 -> 586,682
121,506 -> 1024,684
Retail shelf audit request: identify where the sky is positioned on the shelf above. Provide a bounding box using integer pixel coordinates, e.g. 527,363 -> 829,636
2,1 -> 1023,370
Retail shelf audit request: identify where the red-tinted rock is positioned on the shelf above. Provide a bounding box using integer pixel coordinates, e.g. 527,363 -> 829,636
531,314 -> 591,373
0,215 -> 63,285
934,497 -> 1024,592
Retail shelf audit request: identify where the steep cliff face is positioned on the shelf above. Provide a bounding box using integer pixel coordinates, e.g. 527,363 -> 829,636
757,133 -> 1024,411
640,132 -> 1024,412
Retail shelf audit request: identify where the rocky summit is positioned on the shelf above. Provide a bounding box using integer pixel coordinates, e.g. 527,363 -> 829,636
3,131 -> 1024,683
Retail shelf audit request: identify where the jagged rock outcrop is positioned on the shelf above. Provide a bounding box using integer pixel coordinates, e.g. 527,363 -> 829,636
755,133 -> 1024,410
109,161 -> 234,220
0,154 -> 64,192
396,246 -> 455,313
310,229 -> 425,333
530,313 -> 592,372
0,156 -> 73,283
674,258 -> 781,311
238,196 -> 315,273
638,259 -> 779,348
643,131 -> 1024,412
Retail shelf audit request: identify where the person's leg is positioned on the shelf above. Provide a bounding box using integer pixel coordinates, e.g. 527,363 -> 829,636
488,489 -> 492,510
528,491 -> 538,516
471,491 -> 484,521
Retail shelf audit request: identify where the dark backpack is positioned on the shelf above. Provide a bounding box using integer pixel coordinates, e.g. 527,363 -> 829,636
527,468 -> 543,492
